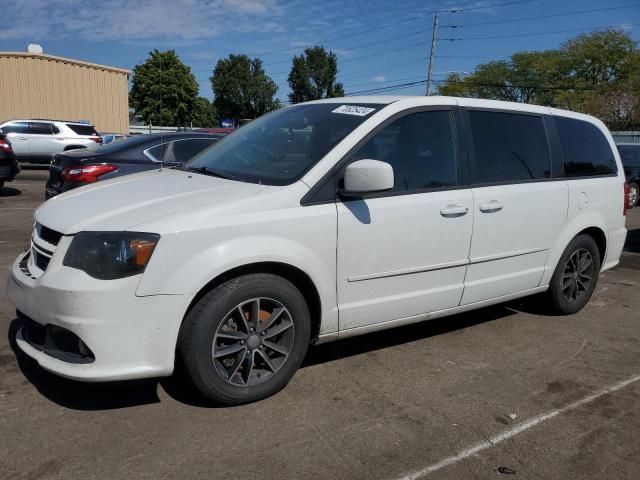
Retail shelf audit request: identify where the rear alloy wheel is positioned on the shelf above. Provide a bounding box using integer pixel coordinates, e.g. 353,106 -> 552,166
178,273 -> 310,405
547,234 -> 600,315
629,183 -> 639,208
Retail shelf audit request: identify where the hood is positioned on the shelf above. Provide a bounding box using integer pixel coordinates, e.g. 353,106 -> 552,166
36,168 -> 268,234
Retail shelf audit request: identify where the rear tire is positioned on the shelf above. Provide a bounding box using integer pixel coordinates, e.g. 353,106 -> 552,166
547,234 -> 601,315
178,273 -> 311,405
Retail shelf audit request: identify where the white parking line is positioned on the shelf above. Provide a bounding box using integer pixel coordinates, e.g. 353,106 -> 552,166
397,372 -> 640,479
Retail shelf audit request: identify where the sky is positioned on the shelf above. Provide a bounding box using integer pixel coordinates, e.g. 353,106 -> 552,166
1,0 -> 639,101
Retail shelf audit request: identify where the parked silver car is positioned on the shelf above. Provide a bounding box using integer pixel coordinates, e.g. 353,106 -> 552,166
0,119 -> 102,164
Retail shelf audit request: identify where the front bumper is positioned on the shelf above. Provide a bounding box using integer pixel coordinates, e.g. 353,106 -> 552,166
7,249 -> 194,381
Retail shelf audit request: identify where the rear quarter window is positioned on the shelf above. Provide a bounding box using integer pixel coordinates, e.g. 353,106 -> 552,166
555,117 -> 617,176
66,124 -> 99,136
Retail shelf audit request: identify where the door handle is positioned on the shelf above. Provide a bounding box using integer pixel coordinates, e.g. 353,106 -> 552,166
19,137 -> 27,140
440,205 -> 468,217
479,201 -> 504,213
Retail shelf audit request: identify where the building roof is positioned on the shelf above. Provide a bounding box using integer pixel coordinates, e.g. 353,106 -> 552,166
0,52 -> 130,75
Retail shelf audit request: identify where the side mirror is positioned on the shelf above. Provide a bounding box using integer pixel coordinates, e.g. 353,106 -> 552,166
341,159 -> 394,196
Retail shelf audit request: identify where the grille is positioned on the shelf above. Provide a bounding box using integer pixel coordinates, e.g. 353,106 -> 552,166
20,223 -> 63,279
32,249 -> 51,271
36,223 -> 62,246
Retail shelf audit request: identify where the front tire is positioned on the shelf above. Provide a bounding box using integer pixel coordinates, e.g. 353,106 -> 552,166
547,234 -> 601,315
178,273 -> 311,405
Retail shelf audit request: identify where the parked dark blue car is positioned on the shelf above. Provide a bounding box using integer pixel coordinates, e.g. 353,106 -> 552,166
617,143 -> 640,208
46,132 -> 221,199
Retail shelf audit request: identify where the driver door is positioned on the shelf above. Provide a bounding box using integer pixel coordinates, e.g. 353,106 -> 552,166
336,109 -> 473,331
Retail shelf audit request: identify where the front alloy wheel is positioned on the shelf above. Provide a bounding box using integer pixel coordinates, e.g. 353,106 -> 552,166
178,273 -> 310,405
213,298 -> 295,387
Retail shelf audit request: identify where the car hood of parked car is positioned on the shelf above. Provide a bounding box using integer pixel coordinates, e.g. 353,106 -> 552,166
35,168 -> 271,234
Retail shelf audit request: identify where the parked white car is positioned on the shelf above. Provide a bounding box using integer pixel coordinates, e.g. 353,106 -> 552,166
7,96 -> 627,405
0,119 -> 101,164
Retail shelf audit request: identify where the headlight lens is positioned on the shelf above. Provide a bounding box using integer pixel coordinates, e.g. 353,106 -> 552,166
63,232 -> 160,280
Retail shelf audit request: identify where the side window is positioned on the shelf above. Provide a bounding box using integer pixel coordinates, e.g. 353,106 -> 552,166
468,110 -> 550,184
29,122 -> 54,135
51,124 -> 60,134
2,122 -> 30,134
171,138 -> 218,162
555,117 -> 617,176
146,139 -> 218,163
349,110 -> 458,192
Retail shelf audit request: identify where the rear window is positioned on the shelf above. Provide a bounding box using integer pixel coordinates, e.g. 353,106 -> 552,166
618,145 -> 640,167
66,124 -> 99,136
468,110 -> 551,184
147,138 -> 218,163
555,117 -> 617,176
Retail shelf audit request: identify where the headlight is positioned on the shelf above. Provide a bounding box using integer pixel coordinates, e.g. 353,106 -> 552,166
63,232 -> 160,280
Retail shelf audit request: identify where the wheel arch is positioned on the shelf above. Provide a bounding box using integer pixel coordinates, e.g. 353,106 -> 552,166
541,214 -> 608,286
578,226 -> 606,264
182,261 -> 323,342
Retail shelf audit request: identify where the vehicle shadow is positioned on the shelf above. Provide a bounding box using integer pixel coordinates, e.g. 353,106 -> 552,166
624,228 -> 640,253
0,186 -> 21,197
8,304 -> 522,410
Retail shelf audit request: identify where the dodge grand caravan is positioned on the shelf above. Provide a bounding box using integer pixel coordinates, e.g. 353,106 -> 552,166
7,97 -> 627,405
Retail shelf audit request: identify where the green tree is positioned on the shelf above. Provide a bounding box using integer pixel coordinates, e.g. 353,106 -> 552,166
191,97 -> 218,128
130,49 -> 199,126
210,54 -> 279,120
288,46 -> 345,103
437,29 -> 640,130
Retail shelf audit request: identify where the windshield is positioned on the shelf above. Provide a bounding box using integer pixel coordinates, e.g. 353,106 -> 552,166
618,145 -> 640,167
185,103 -> 381,185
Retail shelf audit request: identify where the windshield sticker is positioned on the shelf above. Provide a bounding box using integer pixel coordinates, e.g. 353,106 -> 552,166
332,105 -> 376,116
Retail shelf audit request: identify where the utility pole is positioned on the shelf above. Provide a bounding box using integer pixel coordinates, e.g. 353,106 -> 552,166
426,11 -> 439,96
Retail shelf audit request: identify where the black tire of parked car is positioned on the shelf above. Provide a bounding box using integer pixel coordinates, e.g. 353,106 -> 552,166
629,182 -> 639,208
546,234 -> 601,315
178,273 -> 311,405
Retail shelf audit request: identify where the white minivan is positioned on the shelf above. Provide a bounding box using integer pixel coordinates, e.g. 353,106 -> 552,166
7,96 -> 627,405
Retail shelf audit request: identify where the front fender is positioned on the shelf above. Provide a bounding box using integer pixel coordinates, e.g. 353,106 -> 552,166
136,205 -> 338,334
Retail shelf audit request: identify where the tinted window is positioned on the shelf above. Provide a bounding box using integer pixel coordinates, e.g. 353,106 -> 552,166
147,138 -> 218,163
2,122 -> 30,134
555,117 -> 617,176
29,122 -> 54,135
468,111 -> 550,183
349,110 -> 458,192
617,145 -> 640,167
66,124 -> 98,136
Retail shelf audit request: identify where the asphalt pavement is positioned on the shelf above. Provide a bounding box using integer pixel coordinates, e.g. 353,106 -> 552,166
1,169 -> 640,480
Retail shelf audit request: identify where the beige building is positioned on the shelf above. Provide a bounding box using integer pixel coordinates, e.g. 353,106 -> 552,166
0,51 -> 130,134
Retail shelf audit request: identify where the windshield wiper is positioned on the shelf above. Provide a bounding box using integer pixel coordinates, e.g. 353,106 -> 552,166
186,166 -> 236,180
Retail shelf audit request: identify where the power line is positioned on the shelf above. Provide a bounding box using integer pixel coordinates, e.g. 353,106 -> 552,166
442,0 -> 538,13
440,4 -> 639,28
246,10 -> 438,57
441,23 -> 640,41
